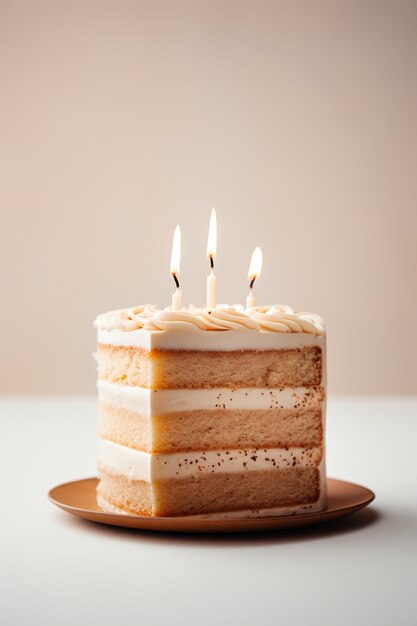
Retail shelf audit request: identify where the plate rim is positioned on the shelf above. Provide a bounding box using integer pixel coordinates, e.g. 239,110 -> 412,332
48,476 -> 375,532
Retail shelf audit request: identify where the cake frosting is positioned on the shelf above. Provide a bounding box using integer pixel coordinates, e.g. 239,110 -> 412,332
97,438 -> 323,481
97,380 -> 325,415
94,304 -> 325,334
95,305 -> 325,352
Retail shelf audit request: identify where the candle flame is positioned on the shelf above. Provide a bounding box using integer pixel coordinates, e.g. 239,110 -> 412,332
247,247 -> 263,283
206,208 -> 217,261
170,225 -> 181,278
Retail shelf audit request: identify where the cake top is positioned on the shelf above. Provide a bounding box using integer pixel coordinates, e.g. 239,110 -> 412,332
94,305 -> 325,335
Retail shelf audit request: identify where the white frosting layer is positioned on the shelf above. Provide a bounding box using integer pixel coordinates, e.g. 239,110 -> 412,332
94,305 -> 324,336
98,380 -> 324,415
97,326 -> 325,351
97,438 -> 323,482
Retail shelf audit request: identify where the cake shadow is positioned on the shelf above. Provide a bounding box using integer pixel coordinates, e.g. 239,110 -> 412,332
58,506 -> 382,546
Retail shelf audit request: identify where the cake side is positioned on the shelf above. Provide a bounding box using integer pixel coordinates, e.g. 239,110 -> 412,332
94,305 -> 327,518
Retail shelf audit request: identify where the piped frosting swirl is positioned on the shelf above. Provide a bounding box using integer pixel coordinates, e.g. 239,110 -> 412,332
94,305 -> 324,335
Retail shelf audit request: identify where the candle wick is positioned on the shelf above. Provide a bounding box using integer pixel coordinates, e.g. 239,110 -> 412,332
172,273 -> 180,289
209,255 -> 214,270
249,276 -> 256,290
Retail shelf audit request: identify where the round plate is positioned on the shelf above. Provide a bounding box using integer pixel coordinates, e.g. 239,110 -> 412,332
48,477 -> 375,533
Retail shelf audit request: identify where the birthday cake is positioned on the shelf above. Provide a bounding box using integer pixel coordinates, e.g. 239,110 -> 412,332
94,304 -> 327,518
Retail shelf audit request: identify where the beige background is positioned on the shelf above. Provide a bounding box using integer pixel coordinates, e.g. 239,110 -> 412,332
1,0 -> 416,395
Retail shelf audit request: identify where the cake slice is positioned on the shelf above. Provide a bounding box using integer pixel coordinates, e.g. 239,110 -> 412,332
94,305 -> 326,518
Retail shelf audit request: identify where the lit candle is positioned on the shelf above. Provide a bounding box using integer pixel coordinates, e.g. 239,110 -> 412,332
246,246 -> 263,308
206,208 -> 217,308
170,225 -> 182,311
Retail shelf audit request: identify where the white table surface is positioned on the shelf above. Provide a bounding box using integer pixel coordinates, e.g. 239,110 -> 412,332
1,396 -> 416,626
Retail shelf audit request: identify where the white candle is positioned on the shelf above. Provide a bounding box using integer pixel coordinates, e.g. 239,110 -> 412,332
246,246 -> 262,308
246,290 -> 256,308
170,225 -> 182,311
172,289 -> 182,311
207,272 -> 216,308
206,208 -> 217,308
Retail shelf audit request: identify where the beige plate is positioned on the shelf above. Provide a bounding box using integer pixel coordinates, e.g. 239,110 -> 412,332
48,477 -> 375,534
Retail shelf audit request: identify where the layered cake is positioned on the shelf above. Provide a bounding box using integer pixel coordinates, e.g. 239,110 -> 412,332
94,305 -> 327,518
